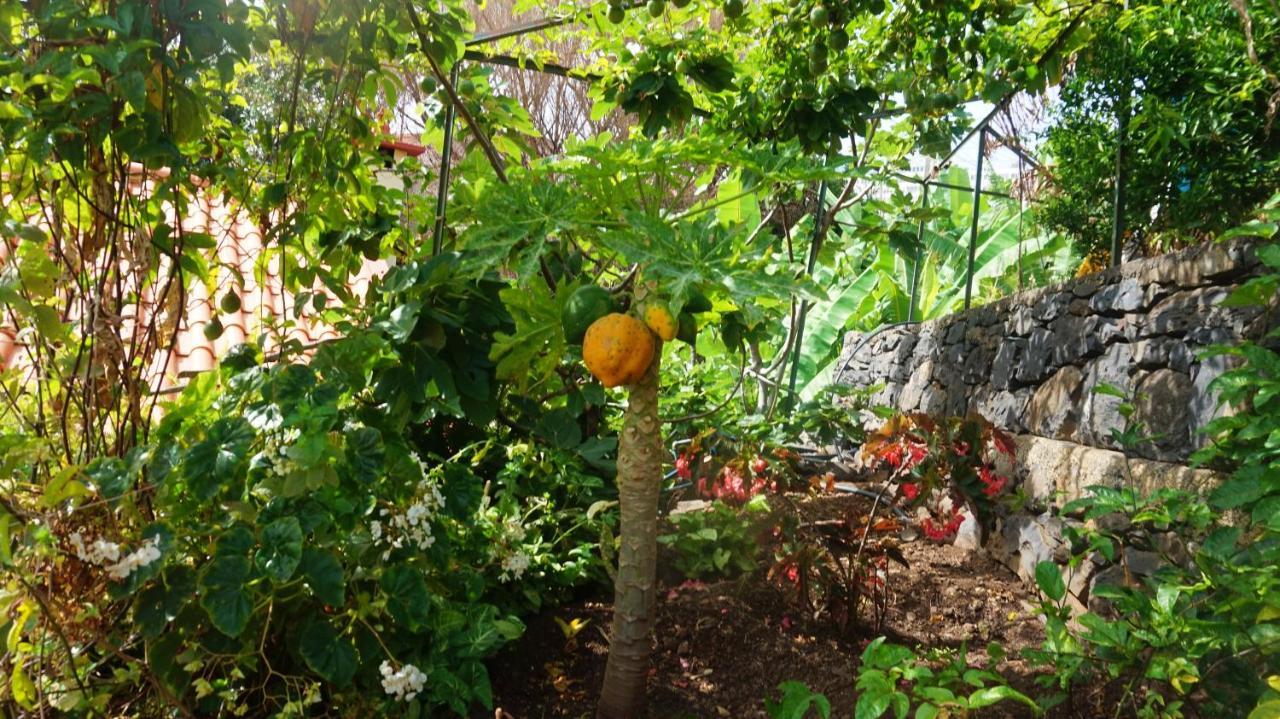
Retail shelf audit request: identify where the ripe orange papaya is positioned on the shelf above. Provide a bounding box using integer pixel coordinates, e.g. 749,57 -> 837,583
582,313 -> 656,388
642,303 -> 678,342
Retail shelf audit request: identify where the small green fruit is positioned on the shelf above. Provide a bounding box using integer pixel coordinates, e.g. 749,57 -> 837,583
672,0 -> 691,7
203,316 -> 224,342
828,29 -> 849,51
809,5 -> 829,25
648,0 -> 664,16
676,312 -> 697,345
219,290 -> 241,314
723,0 -> 744,19
608,4 -> 625,22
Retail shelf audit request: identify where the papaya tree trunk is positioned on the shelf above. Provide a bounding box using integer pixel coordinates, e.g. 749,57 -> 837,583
597,346 -> 662,719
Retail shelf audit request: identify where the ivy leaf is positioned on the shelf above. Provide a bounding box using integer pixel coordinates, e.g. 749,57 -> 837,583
298,620 -> 358,687
183,417 -> 254,500
299,549 -> 345,606
380,566 -> 431,630
255,517 -> 303,584
199,555 -> 253,637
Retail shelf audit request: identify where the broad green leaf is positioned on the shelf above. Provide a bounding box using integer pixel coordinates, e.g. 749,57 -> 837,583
299,549 -> 346,606
183,417 -> 254,500
199,555 -> 253,637
1035,560 -> 1066,601
381,566 -> 431,630
10,664 -> 35,710
298,620 -> 358,686
967,685 -> 1037,709
255,517 -> 303,583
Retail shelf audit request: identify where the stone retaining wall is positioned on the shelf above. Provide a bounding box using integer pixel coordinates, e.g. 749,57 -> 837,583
835,239 -> 1273,463
836,239 -> 1274,610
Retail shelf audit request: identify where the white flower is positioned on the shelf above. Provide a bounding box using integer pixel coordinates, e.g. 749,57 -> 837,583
379,660 -> 427,702
370,521 -> 383,542
501,552 -> 530,582
105,539 -> 162,580
69,532 -> 159,580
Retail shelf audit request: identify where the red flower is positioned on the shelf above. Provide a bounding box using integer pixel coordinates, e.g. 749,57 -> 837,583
901,482 -> 919,501
992,430 -> 1016,458
977,465 -> 1008,497
953,441 -> 971,456
751,457 -> 769,474
785,564 -> 800,584
921,509 -> 965,541
675,452 -> 693,480
882,444 -> 904,469
905,442 -> 927,469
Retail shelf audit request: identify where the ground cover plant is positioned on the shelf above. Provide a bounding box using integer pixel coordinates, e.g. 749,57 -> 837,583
0,0 -> 1278,717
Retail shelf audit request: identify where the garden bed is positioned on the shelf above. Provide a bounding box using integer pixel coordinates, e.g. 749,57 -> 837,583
485,491 -> 1079,718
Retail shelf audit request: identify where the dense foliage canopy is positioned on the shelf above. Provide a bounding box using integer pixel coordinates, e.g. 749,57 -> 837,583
0,0 -> 1277,716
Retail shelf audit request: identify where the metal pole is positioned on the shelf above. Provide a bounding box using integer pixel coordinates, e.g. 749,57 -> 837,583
432,62 -> 462,256
785,180 -> 828,408
908,183 -> 929,323
963,128 -> 986,311
1109,0 -> 1130,268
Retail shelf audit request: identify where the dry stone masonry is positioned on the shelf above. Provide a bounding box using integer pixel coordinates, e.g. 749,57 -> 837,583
836,239 -> 1273,463
836,239 -> 1275,611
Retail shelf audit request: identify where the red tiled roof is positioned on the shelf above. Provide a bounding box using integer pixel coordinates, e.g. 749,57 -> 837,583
1,182 -> 387,394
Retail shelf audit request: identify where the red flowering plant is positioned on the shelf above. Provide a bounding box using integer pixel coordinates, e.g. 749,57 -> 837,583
860,412 -> 1016,543
672,430 -> 800,507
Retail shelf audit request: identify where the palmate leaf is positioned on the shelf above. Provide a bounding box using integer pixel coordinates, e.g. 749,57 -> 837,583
381,565 -> 431,631
299,548 -> 345,606
488,281 -> 570,392
459,180 -> 584,280
604,212 -> 824,312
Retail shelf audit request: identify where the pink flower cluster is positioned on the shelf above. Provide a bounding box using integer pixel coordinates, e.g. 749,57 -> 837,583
694,456 -> 774,505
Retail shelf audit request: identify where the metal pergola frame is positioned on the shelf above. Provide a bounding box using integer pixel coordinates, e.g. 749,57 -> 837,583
428,4 -> 1119,406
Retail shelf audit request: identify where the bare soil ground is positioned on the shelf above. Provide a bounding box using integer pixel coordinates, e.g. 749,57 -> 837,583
484,491 -> 1097,719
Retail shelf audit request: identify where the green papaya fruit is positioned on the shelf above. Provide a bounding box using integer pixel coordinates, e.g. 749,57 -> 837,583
561,285 -> 617,344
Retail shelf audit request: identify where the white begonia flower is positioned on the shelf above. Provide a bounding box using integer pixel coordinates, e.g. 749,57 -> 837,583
379,661 -> 428,702
69,532 -> 159,580
501,551 -> 531,582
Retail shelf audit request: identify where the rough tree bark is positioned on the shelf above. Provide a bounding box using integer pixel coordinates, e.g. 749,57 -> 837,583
597,344 -> 663,719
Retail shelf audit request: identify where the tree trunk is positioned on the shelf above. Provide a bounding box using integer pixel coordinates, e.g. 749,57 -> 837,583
597,346 -> 662,719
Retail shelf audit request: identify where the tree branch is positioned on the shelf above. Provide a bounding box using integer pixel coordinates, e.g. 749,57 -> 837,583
404,1 -> 509,184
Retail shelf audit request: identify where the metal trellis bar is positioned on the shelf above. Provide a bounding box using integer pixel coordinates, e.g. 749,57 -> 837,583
963,127 -> 986,311
908,183 -> 930,323
432,62 -> 462,255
